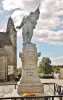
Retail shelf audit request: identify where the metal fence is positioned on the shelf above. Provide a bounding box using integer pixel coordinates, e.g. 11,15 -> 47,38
0,95 -> 63,100
0,82 -> 63,100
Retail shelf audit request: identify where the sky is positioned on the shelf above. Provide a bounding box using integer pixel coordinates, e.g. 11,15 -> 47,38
0,0 -> 63,67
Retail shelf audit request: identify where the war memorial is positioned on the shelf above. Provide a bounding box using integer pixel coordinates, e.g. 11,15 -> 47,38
0,4 -> 63,100
16,6 -> 44,94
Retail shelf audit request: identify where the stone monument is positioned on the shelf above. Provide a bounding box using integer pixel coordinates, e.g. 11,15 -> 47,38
17,6 -> 44,93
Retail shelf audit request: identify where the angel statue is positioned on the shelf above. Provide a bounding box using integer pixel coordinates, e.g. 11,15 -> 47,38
16,6 -> 40,44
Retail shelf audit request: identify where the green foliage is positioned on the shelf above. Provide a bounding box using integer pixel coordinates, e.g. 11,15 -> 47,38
38,73 -> 53,78
39,57 -> 52,74
38,73 -> 43,77
17,67 -> 22,76
52,65 -> 63,73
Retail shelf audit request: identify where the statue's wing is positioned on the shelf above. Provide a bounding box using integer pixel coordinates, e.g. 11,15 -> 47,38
31,7 -> 40,21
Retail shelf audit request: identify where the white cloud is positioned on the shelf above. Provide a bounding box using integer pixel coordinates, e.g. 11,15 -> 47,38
2,0 -> 41,11
2,0 -> 63,45
2,0 -> 24,11
0,29 -> 5,32
51,56 -> 63,65
11,10 -> 28,26
33,29 -> 63,45
36,17 -> 61,30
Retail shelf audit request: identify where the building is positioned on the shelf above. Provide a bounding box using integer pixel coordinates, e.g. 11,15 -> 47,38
0,17 -> 17,81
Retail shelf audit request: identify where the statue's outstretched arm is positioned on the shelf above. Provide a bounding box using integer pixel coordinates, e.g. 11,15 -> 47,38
16,24 -> 23,29
16,17 -> 25,29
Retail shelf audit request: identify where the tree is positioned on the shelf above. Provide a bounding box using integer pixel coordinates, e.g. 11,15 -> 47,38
17,68 -> 22,78
39,57 -> 52,74
52,65 -> 62,73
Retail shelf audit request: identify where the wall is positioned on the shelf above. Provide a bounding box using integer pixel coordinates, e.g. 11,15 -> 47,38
0,55 -> 7,80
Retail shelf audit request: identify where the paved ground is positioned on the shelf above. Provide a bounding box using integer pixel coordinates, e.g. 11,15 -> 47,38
40,79 -> 63,84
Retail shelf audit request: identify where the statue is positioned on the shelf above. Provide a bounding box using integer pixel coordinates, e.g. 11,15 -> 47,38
16,6 -> 40,44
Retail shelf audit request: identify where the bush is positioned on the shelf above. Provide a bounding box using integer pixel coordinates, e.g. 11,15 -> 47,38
15,76 -> 19,81
15,72 -> 21,82
38,74 -> 54,79
17,73 -> 21,79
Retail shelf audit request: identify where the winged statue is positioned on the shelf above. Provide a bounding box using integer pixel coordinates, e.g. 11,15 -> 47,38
16,6 -> 40,44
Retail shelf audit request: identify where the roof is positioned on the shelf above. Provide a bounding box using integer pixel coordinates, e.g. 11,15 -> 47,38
0,32 -> 12,47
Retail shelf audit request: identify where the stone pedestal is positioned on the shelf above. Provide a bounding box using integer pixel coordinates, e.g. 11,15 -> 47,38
17,44 -> 44,93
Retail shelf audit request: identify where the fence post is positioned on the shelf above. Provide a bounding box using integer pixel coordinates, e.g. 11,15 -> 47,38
15,84 -> 16,89
21,97 -> 24,100
60,96 -> 62,100
54,83 -> 55,95
52,97 -> 54,100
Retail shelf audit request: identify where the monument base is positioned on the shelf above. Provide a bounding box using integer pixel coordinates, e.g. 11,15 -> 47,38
17,44 -> 44,94
17,82 -> 44,93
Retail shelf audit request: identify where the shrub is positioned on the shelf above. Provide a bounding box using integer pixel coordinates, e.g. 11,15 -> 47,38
38,74 -> 54,79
